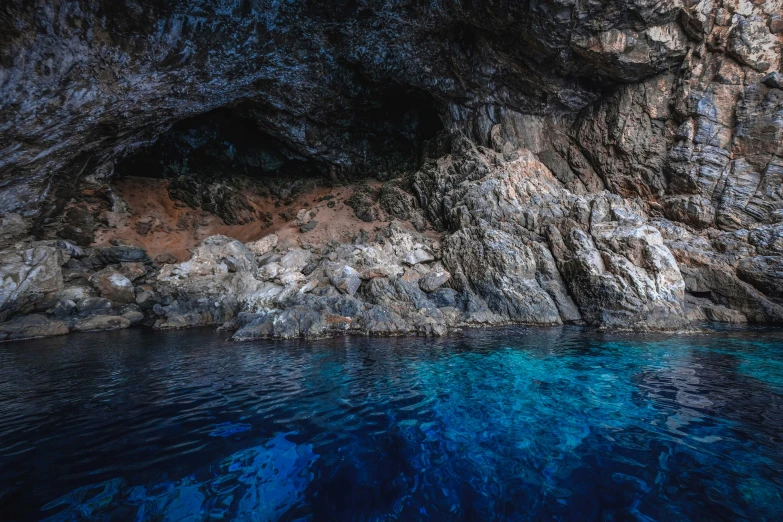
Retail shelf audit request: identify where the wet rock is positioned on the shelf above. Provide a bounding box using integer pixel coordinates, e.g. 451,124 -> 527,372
73,315 -> 131,332
121,308 -> 145,325
0,314 -> 69,341
135,284 -> 160,310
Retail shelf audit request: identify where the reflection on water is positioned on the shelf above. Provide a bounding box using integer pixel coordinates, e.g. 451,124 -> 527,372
0,326 -> 782,520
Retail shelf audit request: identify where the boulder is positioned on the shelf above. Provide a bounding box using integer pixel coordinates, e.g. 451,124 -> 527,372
89,269 -> 136,304
245,234 -> 278,257
327,265 -> 362,296
77,297 -> 113,316
154,253 -> 179,265
51,299 -> 76,318
0,314 -> 69,341
279,249 -> 312,272
73,315 -> 131,332
99,245 -> 151,264
419,268 -> 451,292
0,245 -> 63,321
404,248 -> 434,266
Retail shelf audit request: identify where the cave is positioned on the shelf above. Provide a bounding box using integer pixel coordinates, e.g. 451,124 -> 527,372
4,1 -> 783,517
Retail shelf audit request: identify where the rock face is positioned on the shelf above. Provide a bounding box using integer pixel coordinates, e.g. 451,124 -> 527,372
1,0 -> 783,340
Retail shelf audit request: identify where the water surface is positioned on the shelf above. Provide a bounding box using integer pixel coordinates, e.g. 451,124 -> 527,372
1,326 -> 782,520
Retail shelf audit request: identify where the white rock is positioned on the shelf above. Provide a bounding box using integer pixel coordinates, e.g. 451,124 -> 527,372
245,234 -> 278,256
404,248 -> 435,266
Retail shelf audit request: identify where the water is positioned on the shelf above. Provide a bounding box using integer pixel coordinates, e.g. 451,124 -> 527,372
1,326 -> 782,521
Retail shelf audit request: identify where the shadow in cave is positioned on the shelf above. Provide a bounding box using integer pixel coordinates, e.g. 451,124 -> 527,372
114,108 -> 325,225
113,88 -> 444,225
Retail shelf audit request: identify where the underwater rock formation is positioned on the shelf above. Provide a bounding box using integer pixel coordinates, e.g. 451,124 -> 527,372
1,0 -> 782,339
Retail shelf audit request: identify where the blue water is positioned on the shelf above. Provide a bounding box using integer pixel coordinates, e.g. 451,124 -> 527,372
1,327 -> 782,521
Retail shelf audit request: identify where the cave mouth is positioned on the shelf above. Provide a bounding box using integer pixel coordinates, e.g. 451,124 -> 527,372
114,107 -> 322,187
111,88 -> 445,225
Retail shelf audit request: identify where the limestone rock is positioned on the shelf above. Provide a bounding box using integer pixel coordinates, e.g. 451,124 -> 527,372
404,249 -> 434,266
245,235 -> 279,257
327,265 -> 362,296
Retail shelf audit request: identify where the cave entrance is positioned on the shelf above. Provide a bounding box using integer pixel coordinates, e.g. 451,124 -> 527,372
112,88 -> 444,226
113,107 -> 326,227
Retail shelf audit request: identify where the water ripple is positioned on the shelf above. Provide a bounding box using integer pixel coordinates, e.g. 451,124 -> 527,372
0,326 -> 782,520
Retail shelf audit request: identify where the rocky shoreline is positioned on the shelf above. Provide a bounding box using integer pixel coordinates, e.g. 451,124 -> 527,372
2,1 -> 783,341
4,137 -> 782,343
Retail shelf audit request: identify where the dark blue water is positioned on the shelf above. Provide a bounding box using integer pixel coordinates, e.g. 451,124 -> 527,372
1,327 -> 782,521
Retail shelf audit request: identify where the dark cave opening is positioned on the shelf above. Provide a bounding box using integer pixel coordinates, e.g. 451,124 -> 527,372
111,89 -> 444,225
114,108 -> 321,183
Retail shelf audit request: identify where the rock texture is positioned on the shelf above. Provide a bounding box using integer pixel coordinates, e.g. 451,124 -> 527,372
1,0 -> 783,340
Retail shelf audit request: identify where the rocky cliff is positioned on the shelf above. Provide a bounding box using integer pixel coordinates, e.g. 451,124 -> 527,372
1,0 -> 782,340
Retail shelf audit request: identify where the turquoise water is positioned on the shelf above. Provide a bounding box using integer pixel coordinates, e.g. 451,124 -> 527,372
0,326 -> 782,520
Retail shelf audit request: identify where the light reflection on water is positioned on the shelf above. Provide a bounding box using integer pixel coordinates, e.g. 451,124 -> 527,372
0,326 -> 782,520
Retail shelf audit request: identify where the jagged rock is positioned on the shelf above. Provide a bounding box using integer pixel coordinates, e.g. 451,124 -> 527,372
379,183 -> 415,221
404,249 -> 434,266
245,235 -> 278,257
0,314 -> 69,341
135,284 -> 160,310
279,249 -> 311,272
51,299 -> 76,319
76,297 -> 113,317
727,16 -> 780,72
73,315 -> 131,332
419,268 -> 451,293
89,269 -> 136,304
0,214 -> 30,248
0,245 -> 63,321
444,227 -> 563,325
737,256 -> 783,298
346,185 -> 380,222
327,265 -> 362,296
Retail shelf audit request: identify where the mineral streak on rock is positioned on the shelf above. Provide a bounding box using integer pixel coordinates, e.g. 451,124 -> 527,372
1,0 -> 783,340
